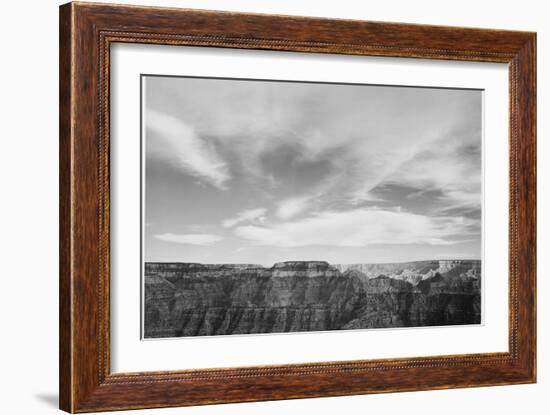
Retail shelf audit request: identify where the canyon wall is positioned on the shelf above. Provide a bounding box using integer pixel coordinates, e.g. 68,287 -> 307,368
144,260 -> 481,338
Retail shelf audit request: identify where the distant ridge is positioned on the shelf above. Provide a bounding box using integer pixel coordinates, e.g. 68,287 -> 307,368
334,260 -> 481,284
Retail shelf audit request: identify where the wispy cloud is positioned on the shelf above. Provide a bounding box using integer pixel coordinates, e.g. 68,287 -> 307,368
276,197 -> 311,220
222,208 -> 267,228
153,233 -> 223,246
382,131 -> 481,210
235,208 -> 475,248
145,77 -> 482,263
146,108 -> 230,190
146,78 -> 481,208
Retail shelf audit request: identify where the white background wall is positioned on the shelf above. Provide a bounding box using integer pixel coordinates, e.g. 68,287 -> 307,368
0,0 -> 547,414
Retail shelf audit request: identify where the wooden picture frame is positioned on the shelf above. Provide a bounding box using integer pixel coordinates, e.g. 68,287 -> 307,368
59,2 -> 536,412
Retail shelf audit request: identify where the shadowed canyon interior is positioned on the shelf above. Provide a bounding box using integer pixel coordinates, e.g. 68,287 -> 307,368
144,260 -> 481,338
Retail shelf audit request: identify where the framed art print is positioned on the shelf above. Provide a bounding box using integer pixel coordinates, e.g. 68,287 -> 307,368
59,2 -> 536,412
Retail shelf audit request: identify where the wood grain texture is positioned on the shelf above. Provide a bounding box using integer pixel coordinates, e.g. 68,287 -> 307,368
59,2 -> 536,412
59,3 -> 73,411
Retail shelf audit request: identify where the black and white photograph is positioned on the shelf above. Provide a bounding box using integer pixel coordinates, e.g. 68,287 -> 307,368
142,75 -> 483,339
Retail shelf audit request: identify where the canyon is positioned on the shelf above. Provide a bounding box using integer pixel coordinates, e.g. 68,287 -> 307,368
144,260 -> 481,338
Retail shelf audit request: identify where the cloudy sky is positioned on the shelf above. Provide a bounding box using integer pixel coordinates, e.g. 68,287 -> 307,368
143,76 -> 482,265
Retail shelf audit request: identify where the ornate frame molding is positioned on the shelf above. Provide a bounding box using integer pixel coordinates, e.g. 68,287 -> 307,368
60,2 -> 536,412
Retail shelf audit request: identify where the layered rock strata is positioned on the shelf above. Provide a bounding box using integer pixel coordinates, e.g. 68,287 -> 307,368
144,260 -> 481,338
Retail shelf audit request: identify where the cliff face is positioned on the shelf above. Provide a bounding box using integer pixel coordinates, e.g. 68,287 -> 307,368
144,260 -> 481,338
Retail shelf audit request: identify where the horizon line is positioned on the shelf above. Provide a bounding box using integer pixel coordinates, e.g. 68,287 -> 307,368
145,258 -> 482,267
